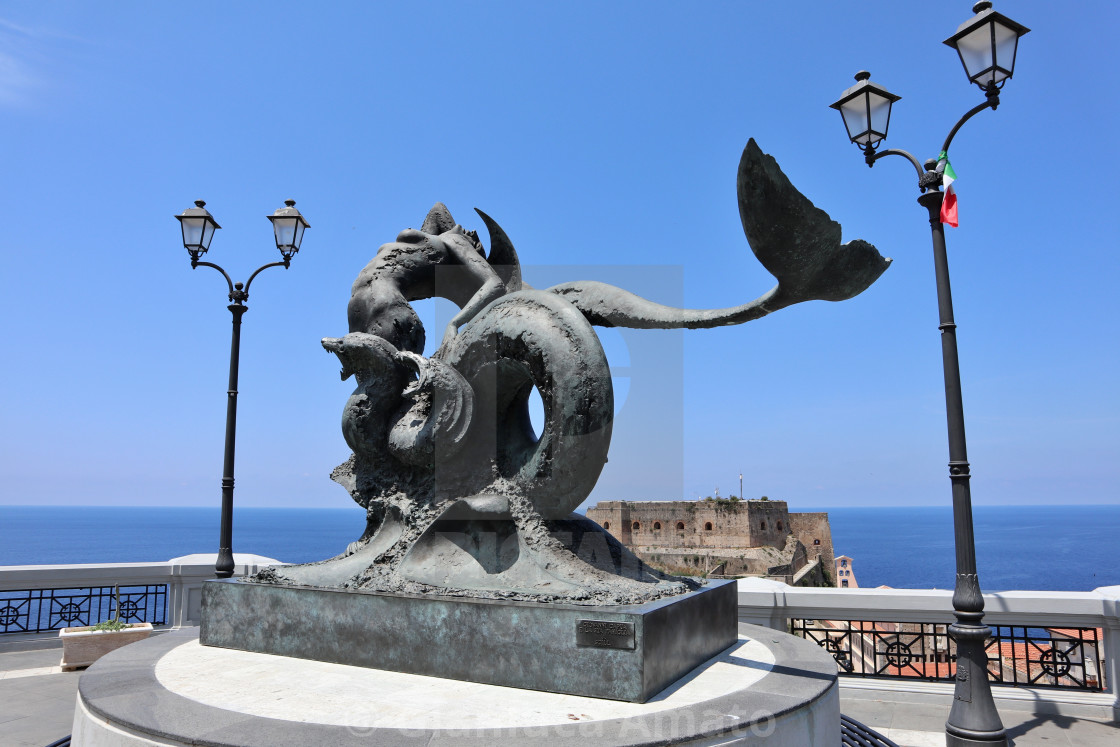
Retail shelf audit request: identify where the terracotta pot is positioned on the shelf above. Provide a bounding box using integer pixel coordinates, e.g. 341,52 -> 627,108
59,622 -> 153,671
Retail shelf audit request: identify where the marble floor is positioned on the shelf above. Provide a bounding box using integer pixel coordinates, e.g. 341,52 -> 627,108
2,644 -> 1116,747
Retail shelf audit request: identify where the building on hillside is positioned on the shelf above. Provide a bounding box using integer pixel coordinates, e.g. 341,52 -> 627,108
835,555 -> 858,588
584,499 -> 835,586
1044,628 -> 1103,690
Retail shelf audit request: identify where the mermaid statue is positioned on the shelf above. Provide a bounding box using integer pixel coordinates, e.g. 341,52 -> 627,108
249,139 -> 891,604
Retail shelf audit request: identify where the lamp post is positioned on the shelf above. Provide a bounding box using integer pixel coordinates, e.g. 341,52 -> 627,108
830,4 -> 1028,746
175,199 -> 310,579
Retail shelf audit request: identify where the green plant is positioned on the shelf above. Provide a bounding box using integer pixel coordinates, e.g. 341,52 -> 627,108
708,496 -> 743,511
91,619 -> 127,632
90,586 -> 128,632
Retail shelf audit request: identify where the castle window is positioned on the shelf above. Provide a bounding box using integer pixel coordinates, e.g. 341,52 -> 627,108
676,521 -> 685,530
632,521 -> 640,530
814,539 -> 820,545
777,521 -> 782,531
841,559 -> 847,567
653,521 -> 662,530
603,521 -> 610,530
760,521 -> 766,530
704,522 -> 713,531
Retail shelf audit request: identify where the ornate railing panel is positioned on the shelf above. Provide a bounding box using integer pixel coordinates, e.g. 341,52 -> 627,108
791,618 -> 1104,693
0,585 -> 167,634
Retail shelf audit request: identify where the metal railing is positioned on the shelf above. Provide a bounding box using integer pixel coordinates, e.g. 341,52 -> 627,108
738,579 -> 1120,720
0,584 -> 167,634
841,715 -> 900,747
791,618 -> 1104,692
0,555 -> 280,640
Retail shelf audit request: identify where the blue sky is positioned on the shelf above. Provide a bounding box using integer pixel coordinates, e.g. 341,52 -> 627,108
0,1 -> 1115,510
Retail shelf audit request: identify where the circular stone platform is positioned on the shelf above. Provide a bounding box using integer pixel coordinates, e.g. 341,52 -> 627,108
73,624 -> 839,746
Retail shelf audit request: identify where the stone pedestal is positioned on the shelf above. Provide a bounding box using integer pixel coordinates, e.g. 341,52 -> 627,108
72,625 -> 840,746
201,578 -> 736,703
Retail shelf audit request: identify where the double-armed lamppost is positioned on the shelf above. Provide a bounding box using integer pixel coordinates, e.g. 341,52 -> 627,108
830,3 -> 1028,746
175,199 -> 310,579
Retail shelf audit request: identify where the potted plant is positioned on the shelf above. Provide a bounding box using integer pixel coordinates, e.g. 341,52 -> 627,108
59,586 -> 153,671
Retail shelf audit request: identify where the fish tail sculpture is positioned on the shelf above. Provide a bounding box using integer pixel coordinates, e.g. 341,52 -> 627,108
546,138 -> 891,329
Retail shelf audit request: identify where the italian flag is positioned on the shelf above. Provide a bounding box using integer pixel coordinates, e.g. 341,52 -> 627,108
938,150 -> 958,227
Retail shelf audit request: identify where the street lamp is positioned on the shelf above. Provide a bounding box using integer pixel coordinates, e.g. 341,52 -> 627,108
174,199 -> 310,579
944,2 -> 1030,91
830,3 -> 1028,747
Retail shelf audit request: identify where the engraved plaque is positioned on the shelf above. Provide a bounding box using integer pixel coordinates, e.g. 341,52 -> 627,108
576,619 -> 635,650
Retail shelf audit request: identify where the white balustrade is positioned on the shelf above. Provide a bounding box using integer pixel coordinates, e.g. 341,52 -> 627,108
737,577 -> 1120,721
0,554 -> 281,647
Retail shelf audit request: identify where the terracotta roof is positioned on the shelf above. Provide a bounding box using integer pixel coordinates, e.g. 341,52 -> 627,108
995,641 -> 1053,677
997,640 -> 1051,657
885,660 -> 956,678
1046,627 -> 1102,641
872,622 -> 902,633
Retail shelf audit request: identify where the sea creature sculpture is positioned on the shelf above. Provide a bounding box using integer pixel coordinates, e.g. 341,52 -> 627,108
249,139 -> 890,603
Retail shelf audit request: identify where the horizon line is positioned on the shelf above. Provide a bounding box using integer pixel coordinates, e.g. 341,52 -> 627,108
3,503 -> 1118,509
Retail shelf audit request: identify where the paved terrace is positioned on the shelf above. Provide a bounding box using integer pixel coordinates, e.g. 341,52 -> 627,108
2,560 -> 1118,746
2,642 -> 1117,747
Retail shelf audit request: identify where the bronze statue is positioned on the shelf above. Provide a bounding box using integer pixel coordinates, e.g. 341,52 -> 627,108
250,139 -> 890,603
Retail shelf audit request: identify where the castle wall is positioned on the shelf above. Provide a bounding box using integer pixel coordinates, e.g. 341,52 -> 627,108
744,501 -> 792,549
633,547 -> 794,582
586,500 -> 791,551
792,558 -> 829,587
587,500 -> 632,546
585,499 -> 836,588
788,512 -> 836,577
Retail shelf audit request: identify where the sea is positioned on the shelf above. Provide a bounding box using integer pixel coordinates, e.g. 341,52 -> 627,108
1,504 -> 1117,592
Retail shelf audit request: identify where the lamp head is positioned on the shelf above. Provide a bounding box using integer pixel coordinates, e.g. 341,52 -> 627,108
944,1 -> 1030,91
830,71 -> 901,151
175,200 -> 220,260
267,199 -> 310,261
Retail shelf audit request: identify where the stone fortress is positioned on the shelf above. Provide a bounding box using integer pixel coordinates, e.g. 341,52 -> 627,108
586,498 -> 835,586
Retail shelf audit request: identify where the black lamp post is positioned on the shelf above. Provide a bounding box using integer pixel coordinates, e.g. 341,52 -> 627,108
175,199 -> 310,579
830,3 -> 1028,746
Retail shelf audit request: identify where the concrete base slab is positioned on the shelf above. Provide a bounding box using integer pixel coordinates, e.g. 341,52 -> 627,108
201,578 -> 738,702
73,624 -> 840,746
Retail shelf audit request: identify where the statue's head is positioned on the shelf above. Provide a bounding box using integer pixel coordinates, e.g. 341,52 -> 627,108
373,201 -> 522,293
420,202 -> 484,256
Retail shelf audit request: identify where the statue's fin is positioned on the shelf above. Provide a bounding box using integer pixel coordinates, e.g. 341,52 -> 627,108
548,139 -> 891,330
475,208 -> 523,292
421,202 -> 457,235
737,138 -> 891,304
